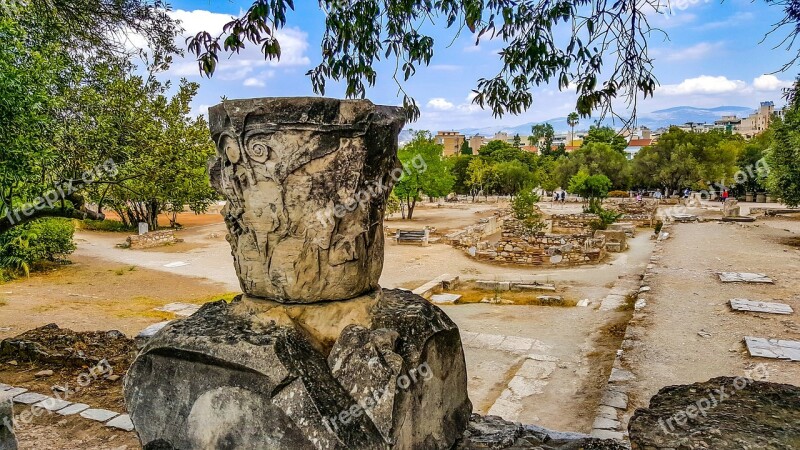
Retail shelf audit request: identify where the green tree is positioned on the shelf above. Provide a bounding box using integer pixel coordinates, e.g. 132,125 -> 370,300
465,158 -> 497,201
511,190 -> 545,235
567,112 -> 579,140
446,155 -> 473,195
631,127 -> 739,194
188,1 -> 665,120
512,134 -> 522,147
568,170 -> 612,203
479,139 -> 516,157
581,125 -> 628,154
460,140 -> 473,155
393,132 -> 454,219
530,123 -> 555,155
494,160 -> 534,198
766,95 -> 800,206
555,142 -> 630,190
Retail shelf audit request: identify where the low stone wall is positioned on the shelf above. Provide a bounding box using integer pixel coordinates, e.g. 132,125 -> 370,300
126,230 -> 181,249
469,219 -> 606,266
445,215 -> 505,247
550,213 -> 597,235
619,213 -> 656,228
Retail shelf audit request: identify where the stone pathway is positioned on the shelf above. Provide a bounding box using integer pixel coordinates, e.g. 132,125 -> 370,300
0,383 -> 133,432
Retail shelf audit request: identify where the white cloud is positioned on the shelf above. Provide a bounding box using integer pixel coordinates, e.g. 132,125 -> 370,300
243,77 -> 266,87
660,42 -> 724,62
426,98 -> 455,110
659,75 -> 747,96
166,9 -> 310,80
752,74 -> 792,91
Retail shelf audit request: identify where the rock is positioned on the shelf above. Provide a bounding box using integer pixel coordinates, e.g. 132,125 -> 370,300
106,374 -> 121,382
6,361 -> 16,366
208,97 -> 405,303
455,414 -> 627,449
34,370 -> 53,377
0,393 -> 17,450
124,289 -> 471,449
628,376 -> 800,449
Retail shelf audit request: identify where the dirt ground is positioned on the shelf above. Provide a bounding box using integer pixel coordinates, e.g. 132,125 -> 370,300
620,215 -> 800,427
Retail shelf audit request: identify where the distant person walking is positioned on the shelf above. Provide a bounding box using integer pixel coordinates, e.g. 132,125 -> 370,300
721,189 -> 729,203
560,190 -> 567,207
654,189 -> 662,204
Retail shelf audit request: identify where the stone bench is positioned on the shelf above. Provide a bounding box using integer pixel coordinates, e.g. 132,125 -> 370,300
125,230 -> 182,249
395,229 -> 429,246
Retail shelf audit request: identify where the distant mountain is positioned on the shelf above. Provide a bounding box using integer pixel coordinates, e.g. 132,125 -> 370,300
452,105 -> 755,137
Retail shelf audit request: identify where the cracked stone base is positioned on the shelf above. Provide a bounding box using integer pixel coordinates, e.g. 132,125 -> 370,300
123,289 -> 471,450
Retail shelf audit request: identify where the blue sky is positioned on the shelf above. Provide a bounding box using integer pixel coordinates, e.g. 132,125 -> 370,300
158,0 -> 798,131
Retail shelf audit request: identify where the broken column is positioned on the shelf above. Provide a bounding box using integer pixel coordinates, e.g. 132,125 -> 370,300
0,393 -> 17,450
124,98 -> 472,449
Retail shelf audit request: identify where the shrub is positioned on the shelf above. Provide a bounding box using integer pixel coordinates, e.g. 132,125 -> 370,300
608,190 -> 629,198
0,218 -> 76,278
511,190 -> 546,234
586,199 -> 623,230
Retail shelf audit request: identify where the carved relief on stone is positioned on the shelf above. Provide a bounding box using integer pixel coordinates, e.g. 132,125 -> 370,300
208,97 -> 405,303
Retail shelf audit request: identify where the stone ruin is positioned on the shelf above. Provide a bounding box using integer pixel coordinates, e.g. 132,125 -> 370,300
0,393 -> 16,450
119,97 -> 798,450
123,98 -> 472,449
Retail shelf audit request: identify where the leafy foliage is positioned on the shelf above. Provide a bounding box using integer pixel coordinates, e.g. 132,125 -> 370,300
530,123 -> 555,155
511,190 -> 545,235
460,140 -> 473,155
569,170 -> 612,201
556,142 -> 630,190
393,131 -> 454,219
581,125 -> 628,154
0,218 -> 76,278
631,127 -> 740,194
766,95 -> 800,206
188,0 -> 661,120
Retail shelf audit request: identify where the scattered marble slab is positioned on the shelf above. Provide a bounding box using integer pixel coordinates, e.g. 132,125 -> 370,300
577,299 -> 590,307
3,387 -> 27,397
0,383 -> 11,391
599,390 -> 628,410
154,303 -> 200,317
56,403 -> 90,416
136,320 -> 172,339
718,272 -> 774,284
106,414 -> 135,431
80,408 -> 119,422
33,397 -> 71,411
730,299 -> 793,315
429,293 -> 461,305
745,337 -> 800,361
162,261 -> 189,268
13,392 -> 49,405
672,213 -> 697,223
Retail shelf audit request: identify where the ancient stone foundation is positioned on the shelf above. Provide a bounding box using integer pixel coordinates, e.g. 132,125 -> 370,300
124,98 -> 472,450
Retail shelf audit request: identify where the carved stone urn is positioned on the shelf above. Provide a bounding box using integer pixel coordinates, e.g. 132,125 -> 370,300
208,97 -> 405,303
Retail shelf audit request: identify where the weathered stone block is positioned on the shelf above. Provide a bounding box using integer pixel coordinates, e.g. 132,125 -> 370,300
124,290 -> 471,449
0,393 -> 16,450
208,97 -> 405,303
629,377 -> 800,449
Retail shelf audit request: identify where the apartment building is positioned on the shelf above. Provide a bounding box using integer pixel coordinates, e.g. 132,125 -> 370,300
434,131 -> 466,156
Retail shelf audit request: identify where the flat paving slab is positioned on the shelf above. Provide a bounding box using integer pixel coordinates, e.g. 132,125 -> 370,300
0,383 -> 11,391
80,408 -> 119,422
33,398 -> 71,411
429,293 -> 461,304
56,403 -> 90,416
154,302 -> 200,317
3,387 -> 27,397
745,336 -> 800,361
730,298 -> 793,315
106,414 -> 135,431
13,392 -> 49,405
718,272 -> 774,283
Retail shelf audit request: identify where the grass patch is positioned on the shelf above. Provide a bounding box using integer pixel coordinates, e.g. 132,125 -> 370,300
449,286 -> 577,307
97,292 -> 241,320
77,219 -> 135,233
617,293 -> 638,312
